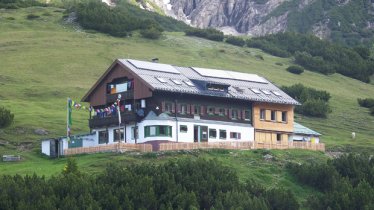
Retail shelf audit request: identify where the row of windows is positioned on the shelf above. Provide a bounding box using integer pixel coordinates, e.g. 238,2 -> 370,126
98,127 -> 138,144
98,125 -> 242,142
163,102 -> 251,121
179,125 -> 241,140
259,109 -> 287,122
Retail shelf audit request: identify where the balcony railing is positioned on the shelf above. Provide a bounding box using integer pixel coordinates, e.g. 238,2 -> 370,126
89,112 -> 137,128
106,91 -> 134,103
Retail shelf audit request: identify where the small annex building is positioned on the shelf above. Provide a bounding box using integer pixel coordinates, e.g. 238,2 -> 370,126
42,59 -> 322,156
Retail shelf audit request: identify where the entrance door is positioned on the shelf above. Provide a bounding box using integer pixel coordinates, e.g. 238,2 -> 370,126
200,126 -> 208,142
194,125 -> 199,142
193,125 -> 208,142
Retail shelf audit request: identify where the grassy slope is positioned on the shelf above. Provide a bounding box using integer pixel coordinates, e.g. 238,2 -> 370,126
0,6 -> 373,176
1,7 -> 373,152
0,7 -> 373,207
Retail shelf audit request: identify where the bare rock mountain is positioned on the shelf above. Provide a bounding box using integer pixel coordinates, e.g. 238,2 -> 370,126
145,0 -> 374,43
148,0 -> 305,36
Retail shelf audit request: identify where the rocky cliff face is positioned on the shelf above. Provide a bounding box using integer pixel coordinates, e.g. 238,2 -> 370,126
145,0 -> 374,42
147,0 -> 301,36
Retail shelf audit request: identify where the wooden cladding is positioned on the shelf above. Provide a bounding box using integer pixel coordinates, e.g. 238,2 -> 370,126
252,102 -> 294,132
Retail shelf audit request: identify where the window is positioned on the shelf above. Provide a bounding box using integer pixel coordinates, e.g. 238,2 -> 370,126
231,109 -> 238,119
282,111 -> 287,122
230,132 -> 241,140
271,110 -> 276,121
219,130 -> 227,139
277,133 -> 282,142
219,108 -> 225,116
184,81 -> 195,86
209,129 -> 217,138
131,126 -> 138,140
172,79 -> 182,85
272,91 -> 282,96
180,104 -> 187,115
261,90 -> 271,95
144,125 -> 172,137
165,102 -> 172,113
98,130 -> 108,144
194,105 -> 201,115
250,88 -> 261,94
180,125 -> 188,133
156,77 -> 167,83
207,106 -> 215,115
113,128 -> 124,142
244,110 -> 251,121
260,109 -> 266,120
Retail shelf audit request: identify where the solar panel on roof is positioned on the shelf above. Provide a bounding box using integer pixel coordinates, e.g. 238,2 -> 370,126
191,67 -> 268,83
261,90 -> 271,95
250,88 -> 261,94
128,59 -> 180,74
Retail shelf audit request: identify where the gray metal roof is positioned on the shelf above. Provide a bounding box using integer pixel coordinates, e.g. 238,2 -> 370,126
294,122 -> 321,136
119,59 -> 300,105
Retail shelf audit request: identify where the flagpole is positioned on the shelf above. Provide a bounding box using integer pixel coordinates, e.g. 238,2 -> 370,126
117,94 -> 122,153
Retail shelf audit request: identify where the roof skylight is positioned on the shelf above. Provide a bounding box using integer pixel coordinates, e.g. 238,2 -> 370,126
250,88 -> 261,94
261,90 -> 271,95
184,81 -> 195,86
272,91 -> 282,97
156,77 -> 167,83
172,79 -> 182,85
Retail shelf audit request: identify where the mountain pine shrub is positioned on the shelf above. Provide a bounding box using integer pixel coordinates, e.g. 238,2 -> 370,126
0,107 -> 14,128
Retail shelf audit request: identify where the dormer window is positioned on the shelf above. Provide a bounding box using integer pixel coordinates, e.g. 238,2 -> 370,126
206,83 -> 228,92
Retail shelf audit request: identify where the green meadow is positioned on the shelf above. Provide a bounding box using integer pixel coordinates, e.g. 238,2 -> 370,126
0,6 -> 373,181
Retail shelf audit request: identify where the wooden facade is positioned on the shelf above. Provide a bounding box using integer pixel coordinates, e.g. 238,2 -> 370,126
83,63 -> 152,106
252,102 -> 294,144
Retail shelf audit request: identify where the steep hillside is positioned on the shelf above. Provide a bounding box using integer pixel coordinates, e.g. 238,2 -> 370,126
0,6 -> 374,156
148,0 -> 374,45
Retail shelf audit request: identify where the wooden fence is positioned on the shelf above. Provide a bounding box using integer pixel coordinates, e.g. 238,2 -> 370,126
254,141 -> 325,151
63,143 -> 152,156
159,141 -> 254,151
63,141 -> 325,155
159,141 -> 325,152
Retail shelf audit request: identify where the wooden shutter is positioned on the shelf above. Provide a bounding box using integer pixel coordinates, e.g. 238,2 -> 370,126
215,107 -> 220,114
144,126 -> 150,137
237,110 -> 241,120
230,132 -> 233,138
187,104 -> 191,114
200,106 -> 205,116
225,108 -> 228,116
228,109 -> 232,119
242,110 -> 246,120
177,103 -> 181,113
161,101 -> 165,112
171,103 -> 175,113
238,133 -> 241,140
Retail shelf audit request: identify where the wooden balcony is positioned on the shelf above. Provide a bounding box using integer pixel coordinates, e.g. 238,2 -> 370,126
106,91 -> 134,103
89,112 -> 137,128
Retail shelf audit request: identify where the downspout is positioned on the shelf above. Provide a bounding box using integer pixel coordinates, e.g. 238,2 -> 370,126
175,99 -> 178,143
